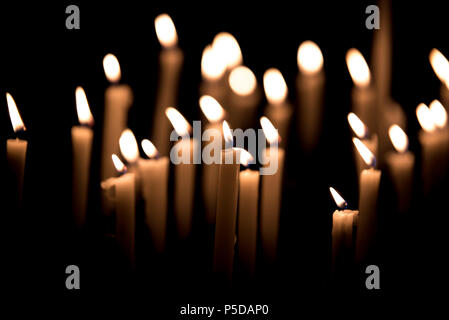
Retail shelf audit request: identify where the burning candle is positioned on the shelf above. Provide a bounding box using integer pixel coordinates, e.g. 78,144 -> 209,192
6,93 -> 27,209
101,54 -> 133,180
71,87 -> 94,228
119,129 -> 140,193
152,14 -> 184,157
429,49 -> 449,110
296,41 -> 324,151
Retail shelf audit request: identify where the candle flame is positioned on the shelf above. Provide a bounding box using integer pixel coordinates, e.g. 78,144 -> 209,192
416,103 -> 436,132
199,95 -> 225,123
346,48 -> 370,88
297,41 -> 324,74
112,154 -> 127,174
329,187 -> 347,209
229,66 -> 257,96
154,14 -> 178,48
429,48 -> 449,86
6,93 -> 26,133
347,112 -> 367,139
353,137 -> 376,167
260,116 -> 280,144
103,53 -> 121,83
222,120 -> 233,146
389,125 -> 408,153
165,107 -> 191,136
141,139 -> 159,158
201,45 -> 227,81
212,32 -> 242,69
119,129 -> 139,163
75,87 -> 94,126
263,68 -> 288,105
234,148 -> 254,167
429,99 -> 447,128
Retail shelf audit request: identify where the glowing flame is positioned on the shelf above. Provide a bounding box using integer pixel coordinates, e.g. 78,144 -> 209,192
6,93 -> 26,133
260,116 -> 280,144
263,68 -> 288,104
416,103 -> 436,132
429,99 -> 447,128
389,125 -> 408,153
212,32 -> 242,69
165,107 -> 191,136
103,54 -> 121,83
234,148 -> 254,167
346,48 -> 370,88
329,187 -> 347,209
141,139 -> 158,158
112,154 -> 127,174
353,137 -> 376,167
201,45 -> 227,81
347,112 -> 367,138
297,41 -> 324,74
229,66 -> 257,96
154,13 -> 178,48
429,48 -> 449,86
119,129 -> 139,163
75,87 -> 94,126
222,120 -> 233,146
199,95 -> 225,123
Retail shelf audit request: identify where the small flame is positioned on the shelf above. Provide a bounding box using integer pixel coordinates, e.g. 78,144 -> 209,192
389,125 -> 408,153
212,32 -> 242,69
229,66 -> 257,96
141,139 -> 159,158
103,54 -> 121,83
119,129 -> 139,163
112,154 -> 127,174
201,45 -> 227,81
154,14 -> 178,48
353,137 -> 376,167
346,48 -> 371,88
234,148 -> 254,167
75,87 -> 94,126
297,41 -> 324,74
263,68 -> 288,105
416,103 -> 436,132
429,99 -> 447,128
260,116 -> 280,144
6,93 -> 26,133
347,112 -> 367,139
199,95 -> 225,123
222,120 -> 233,146
429,49 -> 449,86
329,187 -> 348,209
165,107 -> 191,136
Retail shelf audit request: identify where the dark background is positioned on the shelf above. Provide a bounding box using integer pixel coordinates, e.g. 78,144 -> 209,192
0,0 -> 447,312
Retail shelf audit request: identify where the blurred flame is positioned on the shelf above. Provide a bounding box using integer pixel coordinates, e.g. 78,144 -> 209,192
389,125 -> 408,153
212,32 -> 242,69
75,87 -> 94,126
260,116 -> 280,144
234,148 -> 254,167
297,41 -> 324,74
166,107 -> 191,136
119,129 -> 139,163
199,95 -> 225,123
263,68 -> 288,104
154,14 -> 178,48
347,112 -> 367,138
103,54 -> 121,83
416,103 -> 436,132
141,139 -> 159,158
346,48 -> 370,87
201,45 -> 227,81
353,137 -> 376,167
429,99 -> 447,128
329,187 -> 347,209
112,154 -> 127,174
222,120 -> 233,146
229,66 -> 257,96
6,93 -> 26,133
429,48 -> 449,86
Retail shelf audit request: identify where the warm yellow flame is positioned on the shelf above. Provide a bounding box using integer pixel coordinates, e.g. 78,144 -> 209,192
416,103 -> 436,132
75,87 -> 94,126
141,139 -> 159,158
199,95 -> 225,123
165,107 -> 191,136
347,112 -> 367,138
429,99 -> 447,128
154,13 -> 178,48
6,93 -> 26,133
389,125 -> 408,153
212,32 -> 242,69
222,120 -> 233,146
201,45 -> 227,81
103,53 -> 121,83
346,48 -> 371,87
234,148 -> 254,167
119,129 -> 139,163
229,66 -> 257,96
263,68 -> 288,104
353,137 -> 376,167
329,187 -> 347,209
297,41 -> 324,74
429,48 -> 449,85
112,154 -> 127,174
260,116 -> 280,144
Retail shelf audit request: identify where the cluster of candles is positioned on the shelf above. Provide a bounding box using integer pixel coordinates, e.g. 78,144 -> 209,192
5,12 -> 449,284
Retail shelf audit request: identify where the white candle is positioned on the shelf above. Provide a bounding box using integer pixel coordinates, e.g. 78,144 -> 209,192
71,87 -> 94,228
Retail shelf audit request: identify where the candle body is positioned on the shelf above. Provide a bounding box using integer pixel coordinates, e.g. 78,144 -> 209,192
200,76 -> 228,109
386,151 -> 414,213
71,126 -> 93,228
6,139 -> 27,208
440,84 -> 449,111
353,135 -> 378,179
351,87 -> 377,136
332,209 -> 358,274
264,102 -> 293,148
227,88 -> 261,130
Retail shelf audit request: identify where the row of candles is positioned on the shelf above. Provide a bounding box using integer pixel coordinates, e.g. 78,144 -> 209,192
5,14 -> 449,282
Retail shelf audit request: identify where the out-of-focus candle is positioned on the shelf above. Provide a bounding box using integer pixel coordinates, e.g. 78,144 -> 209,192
71,87 -> 94,228
429,49 -> 449,110
101,54 -> 133,180
152,14 -> 184,157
